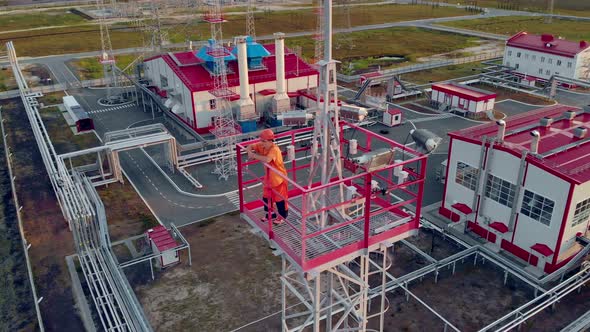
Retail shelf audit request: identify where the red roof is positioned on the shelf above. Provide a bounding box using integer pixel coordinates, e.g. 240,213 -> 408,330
387,108 -> 402,115
507,32 -> 590,58
145,44 -> 318,93
432,83 -> 496,102
450,104 -> 590,184
451,202 -> 473,214
531,243 -> 554,257
258,88 -> 276,96
489,221 -> 509,233
171,51 -> 203,66
147,225 -> 178,252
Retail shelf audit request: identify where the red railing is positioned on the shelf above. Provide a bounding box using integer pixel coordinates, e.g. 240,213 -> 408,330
237,121 -> 427,271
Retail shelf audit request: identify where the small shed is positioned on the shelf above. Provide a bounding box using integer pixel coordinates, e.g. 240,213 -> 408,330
147,226 -> 180,268
383,108 -> 402,127
430,83 -> 496,117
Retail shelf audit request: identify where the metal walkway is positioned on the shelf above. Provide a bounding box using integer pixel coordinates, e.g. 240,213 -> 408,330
7,41 -> 152,332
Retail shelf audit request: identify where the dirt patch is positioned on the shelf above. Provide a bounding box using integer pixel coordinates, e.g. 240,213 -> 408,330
22,63 -> 54,87
472,83 -> 554,106
134,214 -> 282,332
1,98 -> 83,330
97,181 -> 159,242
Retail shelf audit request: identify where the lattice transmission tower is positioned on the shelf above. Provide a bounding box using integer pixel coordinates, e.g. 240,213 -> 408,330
96,0 -> 118,102
204,0 -> 239,180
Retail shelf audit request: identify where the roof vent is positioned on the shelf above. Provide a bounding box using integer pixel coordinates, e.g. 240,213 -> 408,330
574,127 -> 587,139
530,130 -> 541,155
546,43 -> 553,48
541,34 -> 554,42
563,110 -> 577,120
540,117 -> 553,127
581,40 -> 588,48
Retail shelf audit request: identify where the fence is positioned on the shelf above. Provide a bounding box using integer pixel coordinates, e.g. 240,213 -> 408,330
337,51 -> 504,84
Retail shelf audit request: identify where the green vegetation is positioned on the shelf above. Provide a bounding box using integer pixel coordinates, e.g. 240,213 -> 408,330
287,27 -> 480,73
2,4 -> 469,57
0,10 -> 88,31
39,106 -> 100,155
401,62 -> 488,84
457,0 -> 590,17
70,54 -> 140,80
0,68 -> 16,92
438,16 -> 590,41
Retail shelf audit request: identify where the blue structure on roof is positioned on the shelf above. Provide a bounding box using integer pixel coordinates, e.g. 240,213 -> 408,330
195,39 -> 236,74
231,36 -> 271,70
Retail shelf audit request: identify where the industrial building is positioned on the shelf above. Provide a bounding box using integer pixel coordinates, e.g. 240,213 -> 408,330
142,33 -> 319,133
503,31 -> 590,83
430,82 -> 496,118
440,104 -> 590,273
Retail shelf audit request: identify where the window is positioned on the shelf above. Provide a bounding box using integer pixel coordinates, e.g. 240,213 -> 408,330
572,198 -> 590,227
539,68 -> 544,74
160,75 -> 168,88
517,52 -> 521,58
541,56 -> 545,63
525,54 -> 529,59
508,50 -> 512,56
546,70 -> 551,75
506,61 -> 511,67
521,190 -> 554,226
394,115 -> 399,121
557,60 -> 562,66
532,55 -> 536,61
209,99 -> 217,110
555,72 -> 560,76
548,58 -> 553,64
455,162 -> 479,191
485,174 -> 516,208
515,63 -> 520,69
568,62 -> 573,68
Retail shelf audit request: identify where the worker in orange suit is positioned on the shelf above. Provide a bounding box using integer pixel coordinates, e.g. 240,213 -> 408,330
246,129 -> 289,224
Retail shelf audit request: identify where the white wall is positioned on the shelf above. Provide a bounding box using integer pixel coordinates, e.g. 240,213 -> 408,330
513,164 -> 569,255
444,139 -> 482,213
561,180 -> 590,255
504,46 -> 578,80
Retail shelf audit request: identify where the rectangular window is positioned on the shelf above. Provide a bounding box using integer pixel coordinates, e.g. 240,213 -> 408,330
525,54 -> 529,59
508,50 -> 512,56
485,174 -> 516,208
515,63 -> 520,69
521,190 -> 554,226
455,161 -> 478,191
546,69 -> 551,75
548,58 -> 553,64
539,68 -> 543,74
557,60 -> 562,66
532,55 -> 537,61
506,61 -> 511,67
209,99 -> 217,110
517,52 -> 521,58
572,198 -> 590,227
541,56 -> 545,63
160,75 -> 168,88
568,62 -> 573,68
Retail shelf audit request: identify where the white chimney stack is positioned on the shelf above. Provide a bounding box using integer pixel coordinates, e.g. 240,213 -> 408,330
496,120 -> 506,143
235,36 -> 255,120
530,130 -> 540,154
272,32 -> 290,114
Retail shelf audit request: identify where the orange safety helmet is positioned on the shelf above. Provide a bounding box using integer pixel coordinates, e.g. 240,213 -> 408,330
260,129 -> 275,141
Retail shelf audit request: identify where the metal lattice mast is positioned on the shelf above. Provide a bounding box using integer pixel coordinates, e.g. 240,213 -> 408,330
204,1 -> 239,181
313,0 -> 324,63
246,0 -> 256,39
544,0 -> 555,23
96,0 -> 117,99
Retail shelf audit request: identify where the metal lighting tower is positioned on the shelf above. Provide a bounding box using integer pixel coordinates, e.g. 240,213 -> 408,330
313,0 -> 324,63
204,1 -> 239,180
96,0 -> 118,101
246,0 -> 256,39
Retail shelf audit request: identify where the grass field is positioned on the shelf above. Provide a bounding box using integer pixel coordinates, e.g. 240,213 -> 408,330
0,4 -> 469,57
438,16 -> 590,41
401,62 -> 489,84
454,0 -> 590,16
0,9 -> 88,31
286,27 -> 480,73
71,54 -> 140,80
0,68 -> 16,92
